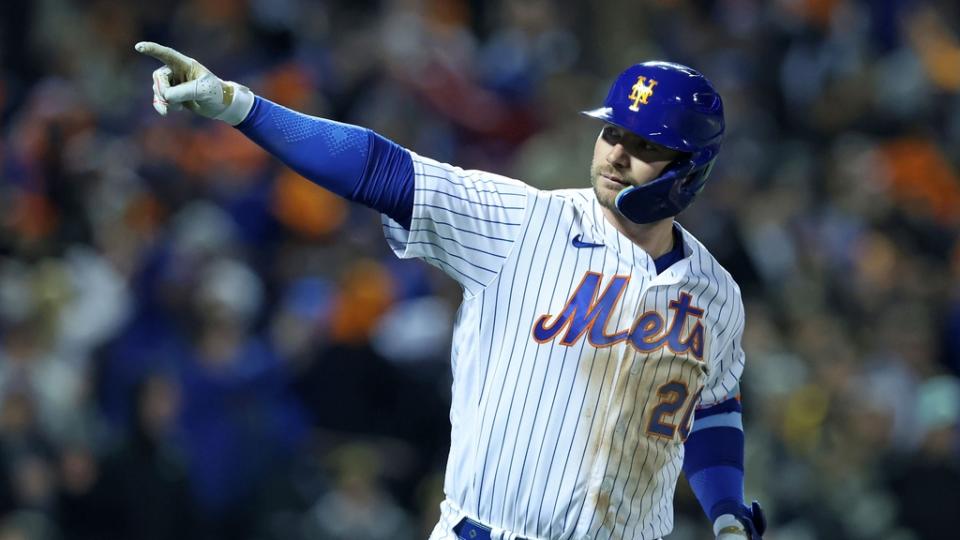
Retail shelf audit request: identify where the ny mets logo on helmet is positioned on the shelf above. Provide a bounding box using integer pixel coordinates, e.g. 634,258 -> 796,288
628,76 -> 658,111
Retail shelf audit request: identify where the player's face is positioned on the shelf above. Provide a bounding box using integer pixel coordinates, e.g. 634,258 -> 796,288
590,125 -> 683,211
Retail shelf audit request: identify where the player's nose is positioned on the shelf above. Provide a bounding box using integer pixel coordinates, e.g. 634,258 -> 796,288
605,143 -> 630,168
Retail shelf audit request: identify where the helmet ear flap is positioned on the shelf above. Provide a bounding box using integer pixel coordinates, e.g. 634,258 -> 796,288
679,159 -> 713,194
663,154 -> 696,191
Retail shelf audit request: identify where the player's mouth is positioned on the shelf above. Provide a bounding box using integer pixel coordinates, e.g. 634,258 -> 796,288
601,173 -> 630,187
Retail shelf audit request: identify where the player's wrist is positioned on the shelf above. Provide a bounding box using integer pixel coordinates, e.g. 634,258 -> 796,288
215,81 -> 255,125
712,501 -> 766,540
713,514 -> 747,538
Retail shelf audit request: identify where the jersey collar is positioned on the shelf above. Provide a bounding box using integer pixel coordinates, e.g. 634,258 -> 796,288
587,190 -> 694,281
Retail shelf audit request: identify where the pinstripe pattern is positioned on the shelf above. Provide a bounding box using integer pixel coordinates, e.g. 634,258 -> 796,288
382,153 -> 747,540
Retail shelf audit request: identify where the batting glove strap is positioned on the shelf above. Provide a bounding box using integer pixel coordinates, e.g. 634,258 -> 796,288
216,81 -> 255,126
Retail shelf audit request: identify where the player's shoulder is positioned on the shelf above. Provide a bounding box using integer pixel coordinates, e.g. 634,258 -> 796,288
410,151 -> 532,192
677,224 -> 744,301
677,226 -> 747,346
541,187 -> 597,211
533,187 -> 603,227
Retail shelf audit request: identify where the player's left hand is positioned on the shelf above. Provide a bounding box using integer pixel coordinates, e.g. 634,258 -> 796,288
714,501 -> 766,540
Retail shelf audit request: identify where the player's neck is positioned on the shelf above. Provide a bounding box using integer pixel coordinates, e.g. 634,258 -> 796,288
601,206 -> 675,259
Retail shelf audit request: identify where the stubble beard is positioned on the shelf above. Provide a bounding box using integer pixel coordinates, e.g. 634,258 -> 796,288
590,163 -> 622,212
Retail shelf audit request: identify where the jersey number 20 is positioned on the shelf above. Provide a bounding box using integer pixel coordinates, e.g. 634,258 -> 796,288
647,382 -> 702,441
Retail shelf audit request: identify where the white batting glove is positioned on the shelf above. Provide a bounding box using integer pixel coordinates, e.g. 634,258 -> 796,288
714,514 -> 749,540
134,41 -> 255,125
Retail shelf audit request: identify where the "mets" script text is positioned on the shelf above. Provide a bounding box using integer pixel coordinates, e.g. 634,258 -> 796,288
532,272 -> 705,360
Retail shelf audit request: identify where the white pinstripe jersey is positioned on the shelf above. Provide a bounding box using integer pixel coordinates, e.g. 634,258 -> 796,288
382,153 -> 746,540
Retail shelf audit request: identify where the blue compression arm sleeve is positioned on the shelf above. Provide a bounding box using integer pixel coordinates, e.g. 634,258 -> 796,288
236,96 -> 415,228
682,398 -> 746,521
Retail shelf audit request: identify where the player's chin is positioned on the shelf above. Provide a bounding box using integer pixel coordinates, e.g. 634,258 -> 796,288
592,182 -> 621,211
592,174 -> 622,197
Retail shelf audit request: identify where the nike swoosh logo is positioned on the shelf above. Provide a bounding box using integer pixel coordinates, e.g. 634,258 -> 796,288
572,234 -> 604,249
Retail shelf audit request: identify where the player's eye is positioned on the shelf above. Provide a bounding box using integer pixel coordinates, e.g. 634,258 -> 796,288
640,141 -> 659,152
630,139 -> 677,159
601,125 -> 622,145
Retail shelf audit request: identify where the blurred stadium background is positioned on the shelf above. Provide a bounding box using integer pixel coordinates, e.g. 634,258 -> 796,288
1,0 -> 959,539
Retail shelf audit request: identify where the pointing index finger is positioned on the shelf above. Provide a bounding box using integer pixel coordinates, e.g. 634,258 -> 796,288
134,41 -> 192,71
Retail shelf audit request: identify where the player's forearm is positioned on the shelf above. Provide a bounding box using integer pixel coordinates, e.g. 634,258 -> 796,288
683,398 -> 745,522
135,42 -> 415,227
236,96 -> 414,228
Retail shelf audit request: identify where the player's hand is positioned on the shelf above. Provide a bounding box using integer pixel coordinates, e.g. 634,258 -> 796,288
134,41 -> 254,125
714,501 -> 766,540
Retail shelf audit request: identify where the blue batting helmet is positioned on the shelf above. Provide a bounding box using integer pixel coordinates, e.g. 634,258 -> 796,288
582,61 -> 725,224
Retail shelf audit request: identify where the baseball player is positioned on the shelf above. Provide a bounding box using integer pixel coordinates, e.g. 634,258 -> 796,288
136,41 -> 766,540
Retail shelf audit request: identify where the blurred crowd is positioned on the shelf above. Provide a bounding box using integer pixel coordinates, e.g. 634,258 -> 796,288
1,0 -> 959,539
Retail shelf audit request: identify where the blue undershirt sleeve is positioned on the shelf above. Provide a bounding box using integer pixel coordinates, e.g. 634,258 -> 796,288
682,398 -> 746,522
235,96 -> 414,228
